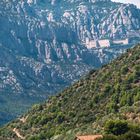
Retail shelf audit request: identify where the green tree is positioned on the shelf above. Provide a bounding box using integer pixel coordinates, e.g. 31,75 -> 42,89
104,120 -> 129,135
119,132 -> 140,140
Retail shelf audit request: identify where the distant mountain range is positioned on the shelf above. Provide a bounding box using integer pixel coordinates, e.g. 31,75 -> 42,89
0,0 -> 140,125
0,44 -> 140,140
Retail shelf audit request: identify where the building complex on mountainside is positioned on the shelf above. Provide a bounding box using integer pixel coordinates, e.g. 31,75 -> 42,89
85,38 -> 129,49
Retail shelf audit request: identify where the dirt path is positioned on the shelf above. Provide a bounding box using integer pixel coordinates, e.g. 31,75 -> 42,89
13,128 -> 25,140
19,115 -> 28,123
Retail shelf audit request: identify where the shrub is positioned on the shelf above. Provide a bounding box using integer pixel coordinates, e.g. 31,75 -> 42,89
100,135 -> 117,140
118,132 -> 140,140
104,120 -> 129,135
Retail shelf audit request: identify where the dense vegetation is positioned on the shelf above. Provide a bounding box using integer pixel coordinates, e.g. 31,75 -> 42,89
99,120 -> 140,140
0,45 -> 140,140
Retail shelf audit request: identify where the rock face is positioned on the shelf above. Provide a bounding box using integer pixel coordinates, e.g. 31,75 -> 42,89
0,0 -> 140,124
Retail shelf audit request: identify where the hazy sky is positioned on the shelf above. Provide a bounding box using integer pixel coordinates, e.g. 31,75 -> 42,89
112,0 -> 140,8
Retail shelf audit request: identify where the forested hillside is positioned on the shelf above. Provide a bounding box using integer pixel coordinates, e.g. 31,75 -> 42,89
0,45 -> 140,140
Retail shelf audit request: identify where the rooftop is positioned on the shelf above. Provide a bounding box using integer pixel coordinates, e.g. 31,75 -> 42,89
76,135 -> 103,140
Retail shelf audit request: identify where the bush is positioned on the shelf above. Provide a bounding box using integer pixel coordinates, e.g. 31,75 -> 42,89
100,135 -> 117,140
104,120 -> 129,135
118,132 -> 140,140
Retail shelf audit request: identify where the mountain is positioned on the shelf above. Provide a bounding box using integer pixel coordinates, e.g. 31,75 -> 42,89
0,0 -> 140,124
0,44 -> 140,140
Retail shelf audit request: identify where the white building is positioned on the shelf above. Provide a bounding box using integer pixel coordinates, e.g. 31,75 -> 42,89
113,38 -> 129,45
98,39 -> 110,48
86,38 -> 98,48
85,38 -> 110,48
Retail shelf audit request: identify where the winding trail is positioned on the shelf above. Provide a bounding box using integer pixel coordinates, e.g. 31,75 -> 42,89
12,116 -> 28,139
13,128 -> 25,140
19,115 -> 28,123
